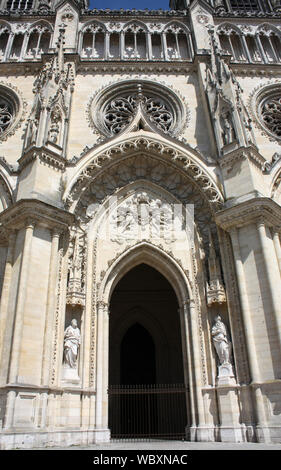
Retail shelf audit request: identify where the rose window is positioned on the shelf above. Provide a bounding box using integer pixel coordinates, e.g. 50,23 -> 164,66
0,98 -> 14,135
260,94 -> 281,139
104,94 -> 173,135
88,79 -> 188,138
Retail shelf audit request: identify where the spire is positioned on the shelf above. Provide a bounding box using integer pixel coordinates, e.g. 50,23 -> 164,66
205,25 -> 256,155
22,22 -> 75,157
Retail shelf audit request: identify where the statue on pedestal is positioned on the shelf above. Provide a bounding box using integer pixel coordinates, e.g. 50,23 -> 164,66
211,315 -> 236,384
211,315 -> 232,365
63,318 -> 81,370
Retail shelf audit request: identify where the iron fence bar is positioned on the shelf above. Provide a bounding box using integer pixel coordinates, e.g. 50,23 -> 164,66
108,383 -> 188,441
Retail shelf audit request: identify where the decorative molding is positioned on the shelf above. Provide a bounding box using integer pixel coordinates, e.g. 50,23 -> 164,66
77,61 -> 194,75
0,199 -> 75,231
215,197 -> 281,231
18,147 -> 67,172
219,145 -> 267,172
65,136 -> 224,212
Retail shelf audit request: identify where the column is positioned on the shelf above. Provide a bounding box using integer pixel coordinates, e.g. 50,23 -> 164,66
41,228 -> 61,385
146,32 -> 152,60
255,34 -> 267,63
0,230 -> 16,383
95,302 -> 105,429
188,299 -> 207,439
120,31 -> 125,60
105,32 -> 110,60
8,220 -> 35,384
95,300 -> 110,441
229,228 -> 261,383
162,32 -> 169,61
229,227 -> 269,439
257,219 -> 281,350
4,32 -> 14,61
272,227 -> 281,276
179,301 -> 196,437
241,35 -> 252,62
20,31 -> 30,60
102,304 -> 109,429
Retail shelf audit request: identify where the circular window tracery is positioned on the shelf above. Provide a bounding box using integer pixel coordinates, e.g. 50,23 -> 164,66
88,79 -> 188,138
0,83 -> 26,141
104,94 -> 173,135
259,92 -> 281,139
249,82 -> 281,142
0,98 -> 14,136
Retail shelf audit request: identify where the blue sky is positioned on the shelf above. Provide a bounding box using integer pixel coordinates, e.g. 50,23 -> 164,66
88,0 -> 170,10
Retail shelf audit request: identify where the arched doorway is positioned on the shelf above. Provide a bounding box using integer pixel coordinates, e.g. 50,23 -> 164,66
121,323 -> 156,385
108,263 -> 189,440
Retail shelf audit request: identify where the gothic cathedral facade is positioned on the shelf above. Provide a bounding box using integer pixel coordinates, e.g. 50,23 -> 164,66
0,0 -> 281,449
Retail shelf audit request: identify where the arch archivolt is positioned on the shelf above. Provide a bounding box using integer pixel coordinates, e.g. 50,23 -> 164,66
97,240 -> 193,306
64,134 -> 224,214
271,165 -> 281,203
65,134 -> 221,394
0,168 -> 13,214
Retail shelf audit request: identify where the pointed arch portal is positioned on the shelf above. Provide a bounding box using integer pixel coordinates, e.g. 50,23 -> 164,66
108,263 -> 189,439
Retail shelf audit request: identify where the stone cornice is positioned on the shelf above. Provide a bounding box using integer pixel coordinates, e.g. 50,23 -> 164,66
0,199 -> 75,232
215,197 -> 281,231
219,145 -> 267,172
0,9 -> 187,19
18,146 -> 67,172
77,59 -> 194,75
214,11 -> 281,19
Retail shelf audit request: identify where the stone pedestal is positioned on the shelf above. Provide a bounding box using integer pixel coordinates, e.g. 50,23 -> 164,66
217,363 -> 236,386
61,365 -> 80,385
217,384 -> 245,443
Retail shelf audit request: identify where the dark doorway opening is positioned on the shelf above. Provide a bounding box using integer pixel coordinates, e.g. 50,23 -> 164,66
108,263 -> 188,440
121,323 -> 156,385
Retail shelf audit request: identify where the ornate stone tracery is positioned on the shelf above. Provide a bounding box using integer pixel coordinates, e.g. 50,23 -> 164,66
260,92 -> 281,139
0,97 -> 13,135
104,94 -> 173,135
87,79 -> 189,138
0,82 -> 26,141
248,80 -> 281,142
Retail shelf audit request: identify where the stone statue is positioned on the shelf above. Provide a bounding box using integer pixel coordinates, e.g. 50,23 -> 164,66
221,111 -> 235,145
63,319 -> 81,369
30,118 -> 38,144
211,315 -> 232,365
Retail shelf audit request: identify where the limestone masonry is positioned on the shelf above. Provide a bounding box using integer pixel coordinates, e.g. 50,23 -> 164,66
0,0 -> 281,450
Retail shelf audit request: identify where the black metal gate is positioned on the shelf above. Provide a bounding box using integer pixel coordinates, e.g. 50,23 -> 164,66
108,384 -> 188,440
